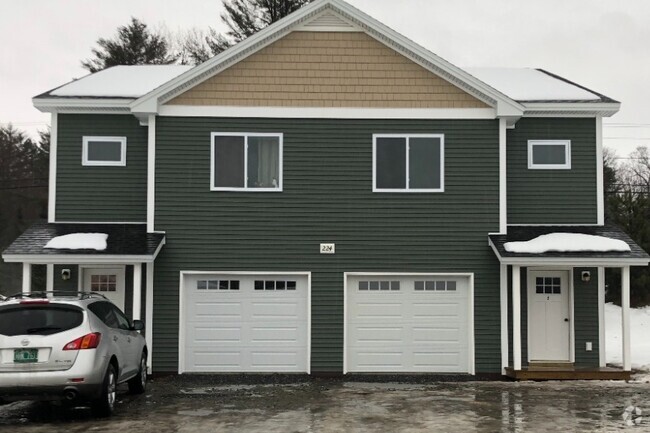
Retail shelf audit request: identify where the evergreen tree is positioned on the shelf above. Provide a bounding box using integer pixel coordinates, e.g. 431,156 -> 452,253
82,18 -> 178,72
182,0 -> 313,64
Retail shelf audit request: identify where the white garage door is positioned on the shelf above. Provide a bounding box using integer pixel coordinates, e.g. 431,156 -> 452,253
182,273 -> 309,373
346,274 -> 471,373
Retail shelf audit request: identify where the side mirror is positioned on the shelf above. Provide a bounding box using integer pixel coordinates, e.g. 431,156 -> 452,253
131,320 -> 145,331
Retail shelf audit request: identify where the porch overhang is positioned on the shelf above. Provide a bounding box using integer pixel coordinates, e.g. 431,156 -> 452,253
1,221 -> 165,264
488,225 -> 650,267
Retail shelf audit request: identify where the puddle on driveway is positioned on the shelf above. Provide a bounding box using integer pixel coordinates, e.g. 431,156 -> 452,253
0,378 -> 649,432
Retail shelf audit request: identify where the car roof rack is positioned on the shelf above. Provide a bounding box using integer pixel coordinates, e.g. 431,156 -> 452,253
2,291 -> 109,301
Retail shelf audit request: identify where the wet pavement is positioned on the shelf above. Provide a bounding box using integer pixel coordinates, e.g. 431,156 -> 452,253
1,375 -> 649,432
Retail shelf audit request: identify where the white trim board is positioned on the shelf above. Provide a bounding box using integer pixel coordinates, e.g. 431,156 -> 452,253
159,106 -> 497,119
82,136 -> 127,167
177,270 -> 312,374
527,140 -> 571,170
147,115 -> 156,232
48,112 -> 57,223
343,271 -> 475,375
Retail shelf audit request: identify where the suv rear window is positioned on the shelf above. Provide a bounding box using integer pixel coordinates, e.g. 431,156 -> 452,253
0,305 -> 84,336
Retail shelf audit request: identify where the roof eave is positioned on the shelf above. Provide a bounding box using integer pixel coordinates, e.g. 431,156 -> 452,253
33,97 -> 134,113
521,101 -> 621,117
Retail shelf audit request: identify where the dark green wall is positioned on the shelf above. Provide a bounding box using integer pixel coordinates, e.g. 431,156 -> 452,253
53,264 -> 79,292
153,117 -> 501,373
573,267 -> 600,366
507,118 -> 598,224
56,114 -> 147,222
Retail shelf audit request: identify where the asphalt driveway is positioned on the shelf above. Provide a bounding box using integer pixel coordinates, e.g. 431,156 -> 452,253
1,375 -> 649,432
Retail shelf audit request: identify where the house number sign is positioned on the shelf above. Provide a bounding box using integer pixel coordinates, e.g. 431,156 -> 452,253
320,243 -> 335,254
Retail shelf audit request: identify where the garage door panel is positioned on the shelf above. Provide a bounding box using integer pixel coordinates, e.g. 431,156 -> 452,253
183,273 -> 308,373
347,274 -> 470,373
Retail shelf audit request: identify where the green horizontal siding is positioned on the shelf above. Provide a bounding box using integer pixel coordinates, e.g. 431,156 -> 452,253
56,114 -> 147,222
507,118 -> 597,224
154,117 -> 501,373
574,267 -> 600,367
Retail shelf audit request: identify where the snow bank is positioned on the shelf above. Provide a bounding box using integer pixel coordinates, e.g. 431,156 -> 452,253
465,67 -> 602,101
50,65 -> 192,98
44,233 -> 108,251
503,233 -> 631,254
606,303 -> 650,372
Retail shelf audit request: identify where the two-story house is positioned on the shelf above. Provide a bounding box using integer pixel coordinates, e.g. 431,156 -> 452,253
4,0 -> 648,380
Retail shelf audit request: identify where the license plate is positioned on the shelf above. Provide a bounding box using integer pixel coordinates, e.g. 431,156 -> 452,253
14,348 -> 38,363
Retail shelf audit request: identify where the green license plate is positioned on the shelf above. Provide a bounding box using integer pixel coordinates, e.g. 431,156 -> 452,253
14,348 -> 38,363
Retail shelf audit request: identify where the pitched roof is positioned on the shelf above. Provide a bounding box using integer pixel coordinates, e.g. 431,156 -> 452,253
489,225 -> 649,265
2,221 -> 165,263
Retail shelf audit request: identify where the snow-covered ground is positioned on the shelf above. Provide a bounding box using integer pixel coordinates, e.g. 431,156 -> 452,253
606,303 -> 650,380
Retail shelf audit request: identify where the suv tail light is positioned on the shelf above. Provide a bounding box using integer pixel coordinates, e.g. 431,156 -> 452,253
63,333 -> 101,350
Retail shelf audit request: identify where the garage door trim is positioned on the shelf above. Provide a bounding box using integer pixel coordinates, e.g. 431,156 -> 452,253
178,270 -> 311,374
343,272 -> 475,375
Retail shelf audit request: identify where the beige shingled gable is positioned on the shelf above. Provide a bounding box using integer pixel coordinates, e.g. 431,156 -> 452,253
167,31 -> 489,109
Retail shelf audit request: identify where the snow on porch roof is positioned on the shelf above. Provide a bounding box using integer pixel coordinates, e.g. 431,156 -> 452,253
489,225 -> 649,265
2,221 -> 165,263
44,65 -> 192,99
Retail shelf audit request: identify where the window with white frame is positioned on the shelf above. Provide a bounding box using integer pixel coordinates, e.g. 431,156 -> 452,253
373,134 -> 444,192
211,133 -> 282,191
528,140 -> 571,169
82,136 -> 127,166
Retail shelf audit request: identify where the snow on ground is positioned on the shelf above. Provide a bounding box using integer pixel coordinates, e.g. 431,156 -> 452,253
606,303 -> 650,378
503,233 -> 630,254
44,233 -> 108,251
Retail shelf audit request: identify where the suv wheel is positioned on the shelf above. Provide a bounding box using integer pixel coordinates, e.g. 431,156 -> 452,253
128,352 -> 147,394
92,363 -> 117,417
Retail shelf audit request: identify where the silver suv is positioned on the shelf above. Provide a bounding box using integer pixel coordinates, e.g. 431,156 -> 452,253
0,292 -> 147,416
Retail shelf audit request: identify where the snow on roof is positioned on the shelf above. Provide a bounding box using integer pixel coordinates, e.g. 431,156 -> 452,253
49,65 -> 193,98
44,233 -> 108,251
465,68 -> 602,102
503,233 -> 631,254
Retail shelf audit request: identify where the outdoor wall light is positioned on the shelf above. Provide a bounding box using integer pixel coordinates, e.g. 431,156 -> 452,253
61,269 -> 71,281
581,271 -> 591,282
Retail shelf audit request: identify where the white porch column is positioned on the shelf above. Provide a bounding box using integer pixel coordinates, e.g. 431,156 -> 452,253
512,265 -> 522,370
46,264 -> 54,292
132,263 -> 142,320
145,262 -> 154,374
622,266 -> 631,371
22,263 -> 32,294
597,267 -> 606,367
500,264 -> 509,373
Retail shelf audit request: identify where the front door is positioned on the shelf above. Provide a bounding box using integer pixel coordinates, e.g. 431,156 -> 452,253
81,267 -> 126,311
528,270 -> 571,362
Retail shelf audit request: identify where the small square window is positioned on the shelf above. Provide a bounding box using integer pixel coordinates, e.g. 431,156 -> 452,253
276,281 -> 286,290
208,280 -> 219,290
536,285 -> 544,294
380,281 -> 390,291
359,281 -> 369,291
553,285 -> 561,294
265,281 -> 275,291
435,281 -> 446,291
425,281 -> 435,291
414,281 -> 424,291
197,280 -> 207,290
82,136 -> 127,166
528,140 -> 571,169
219,280 -> 229,290
369,281 -> 379,291
446,281 -> 456,291
254,280 -> 264,291
230,280 -> 239,290
286,281 -> 296,291
390,281 -> 400,291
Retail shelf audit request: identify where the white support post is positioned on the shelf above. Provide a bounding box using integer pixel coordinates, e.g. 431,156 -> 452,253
512,265 -> 521,371
133,263 -> 142,320
46,264 -> 54,292
22,263 -> 32,294
622,266 -> 631,371
500,264 -> 509,374
598,267 -> 606,367
145,262 -> 154,374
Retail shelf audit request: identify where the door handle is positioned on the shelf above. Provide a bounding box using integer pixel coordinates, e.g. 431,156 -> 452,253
564,318 -> 569,322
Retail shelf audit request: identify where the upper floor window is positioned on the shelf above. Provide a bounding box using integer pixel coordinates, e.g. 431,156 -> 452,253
211,132 -> 282,191
373,134 -> 444,192
528,140 -> 571,169
82,136 -> 127,166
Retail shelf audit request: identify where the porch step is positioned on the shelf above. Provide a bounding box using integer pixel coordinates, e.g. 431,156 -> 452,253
527,362 -> 575,371
505,367 -> 631,381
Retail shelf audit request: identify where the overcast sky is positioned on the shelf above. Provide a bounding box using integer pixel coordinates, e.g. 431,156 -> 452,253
1,0 -> 649,157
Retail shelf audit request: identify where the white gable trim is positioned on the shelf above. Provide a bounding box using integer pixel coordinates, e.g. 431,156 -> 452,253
296,8 -> 361,32
131,0 -> 523,117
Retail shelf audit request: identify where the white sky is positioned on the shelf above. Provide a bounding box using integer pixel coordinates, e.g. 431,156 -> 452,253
1,0 -> 649,158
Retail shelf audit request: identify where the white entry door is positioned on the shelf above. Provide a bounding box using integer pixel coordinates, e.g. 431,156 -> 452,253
346,274 -> 471,373
81,267 -> 126,311
528,270 -> 571,362
182,273 -> 309,373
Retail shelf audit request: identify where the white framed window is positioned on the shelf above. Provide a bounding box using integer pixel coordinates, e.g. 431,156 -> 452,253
528,140 -> 571,169
82,136 -> 127,166
211,132 -> 283,192
373,134 -> 444,192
